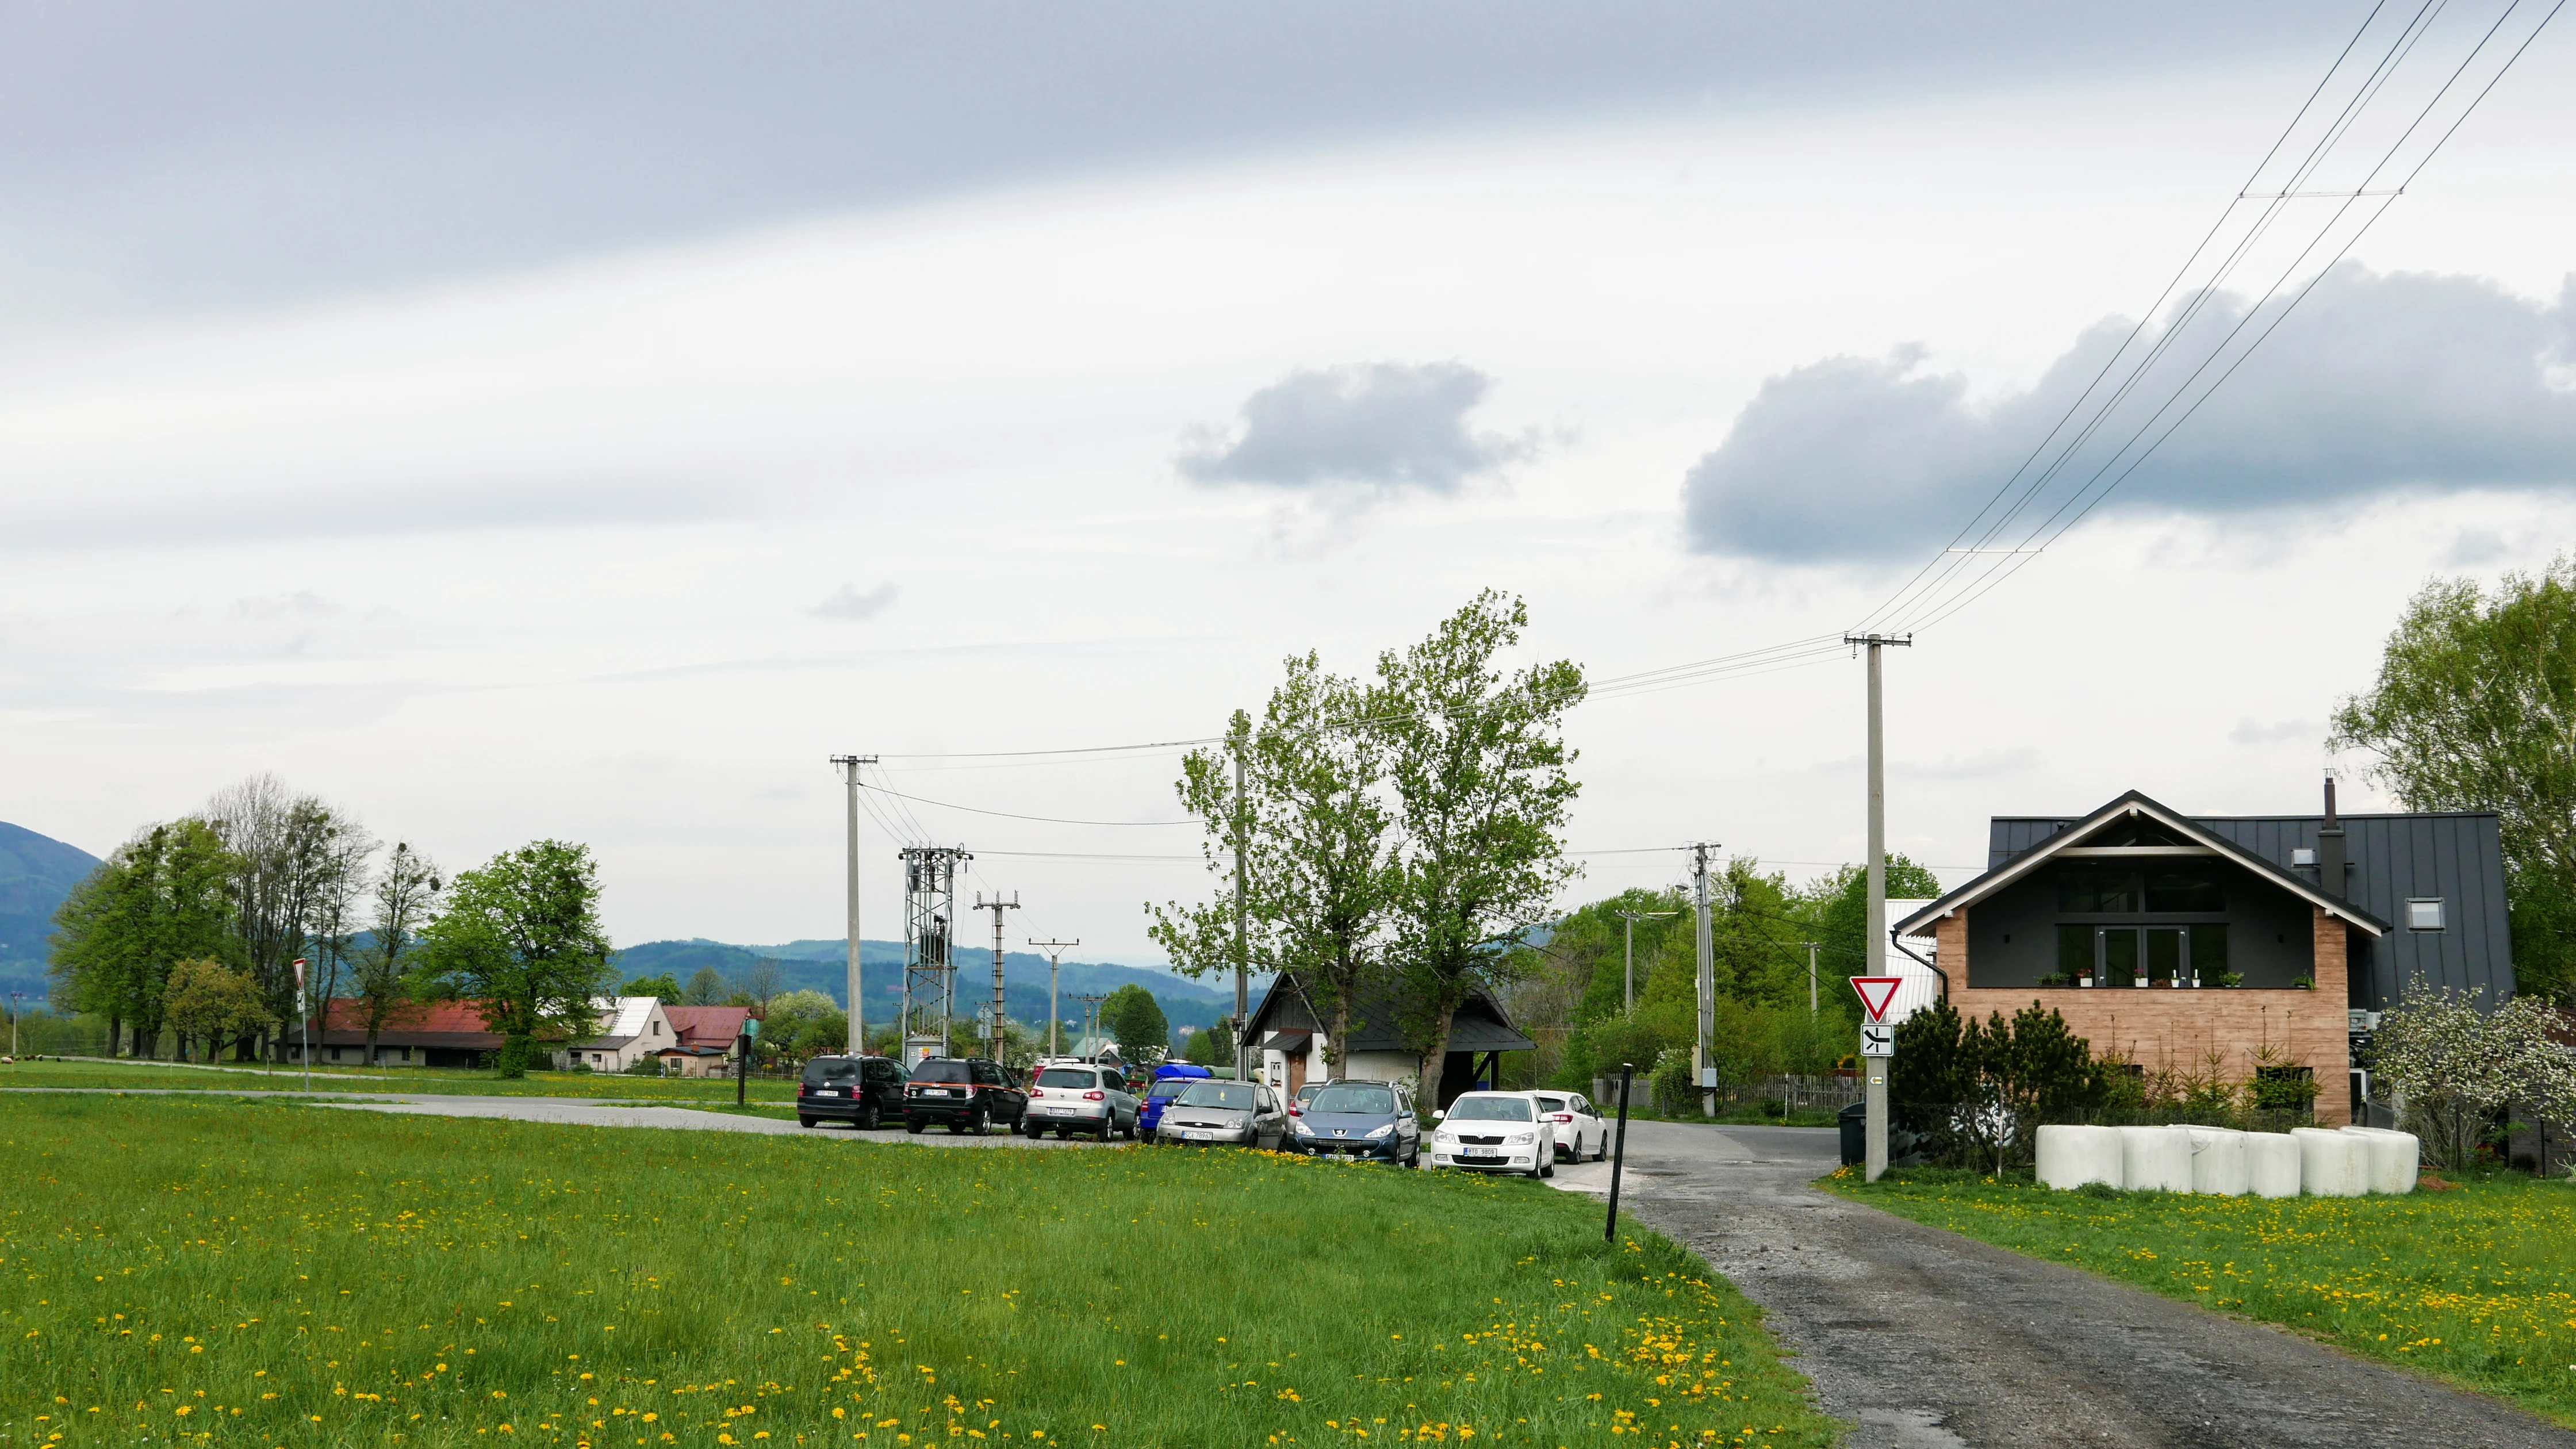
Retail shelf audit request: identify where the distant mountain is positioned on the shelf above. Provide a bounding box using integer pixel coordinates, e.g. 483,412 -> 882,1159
610,937 -> 1254,1048
0,822 -> 103,1002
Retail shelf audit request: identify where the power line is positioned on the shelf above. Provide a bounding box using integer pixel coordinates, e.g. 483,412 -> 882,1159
860,779 -> 1194,828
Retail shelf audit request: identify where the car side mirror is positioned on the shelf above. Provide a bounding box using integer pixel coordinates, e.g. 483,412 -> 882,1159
1431,1109 -> 1446,1122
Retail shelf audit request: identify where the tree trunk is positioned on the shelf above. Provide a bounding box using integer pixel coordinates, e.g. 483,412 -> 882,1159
108,1014 -> 121,1058
1417,1002 -> 1458,1109
365,1029 -> 380,1067
1329,996 -> 1352,1075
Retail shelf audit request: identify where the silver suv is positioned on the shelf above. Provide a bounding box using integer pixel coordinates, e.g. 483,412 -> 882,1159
1021,1063 -> 1140,1140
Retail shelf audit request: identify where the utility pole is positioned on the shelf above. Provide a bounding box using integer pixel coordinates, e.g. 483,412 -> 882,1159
1612,910 -> 1677,1017
973,892 -> 1020,1061
1030,938 -> 1080,1058
1692,846 -> 1716,1117
830,754 -> 878,1055
1804,942 -> 1822,1015
1072,993 -> 1110,1061
1233,748 -> 1251,1083
1846,631 -> 1911,1182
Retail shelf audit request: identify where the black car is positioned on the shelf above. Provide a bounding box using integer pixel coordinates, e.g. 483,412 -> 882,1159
902,1056 -> 1028,1135
796,1054 -> 907,1129
1285,1078 -> 1420,1167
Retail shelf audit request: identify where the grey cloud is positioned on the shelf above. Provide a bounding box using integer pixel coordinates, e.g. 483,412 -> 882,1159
0,2 -> 2356,321
811,582 -> 898,621
1181,362 -> 1525,493
1683,266 -> 2576,561
2229,716 -> 2316,746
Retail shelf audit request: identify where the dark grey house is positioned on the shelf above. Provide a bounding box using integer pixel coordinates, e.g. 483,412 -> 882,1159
1894,780 -> 2514,1125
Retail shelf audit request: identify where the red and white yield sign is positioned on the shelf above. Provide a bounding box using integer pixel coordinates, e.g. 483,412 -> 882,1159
1849,975 -> 1905,1024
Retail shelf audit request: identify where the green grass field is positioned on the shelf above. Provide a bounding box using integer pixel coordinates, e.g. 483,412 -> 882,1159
2,1095 -> 1835,1449
0,1058 -> 800,1103
1827,1166 -> 2576,1426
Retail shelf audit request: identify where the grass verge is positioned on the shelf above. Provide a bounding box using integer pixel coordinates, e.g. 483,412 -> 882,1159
1824,1165 -> 2576,1425
3,1094 -> 1834,1448
0,1058 -> 798,1103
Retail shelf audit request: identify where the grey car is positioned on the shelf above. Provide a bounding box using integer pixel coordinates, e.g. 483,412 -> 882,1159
1021,1063 -> 1140,1140
1153,1079 -> 1289,1149
1286,1078 -> 1420,1166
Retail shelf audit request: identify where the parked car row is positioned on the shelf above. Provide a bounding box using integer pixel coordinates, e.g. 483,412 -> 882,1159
794,1053 -> 1618,1182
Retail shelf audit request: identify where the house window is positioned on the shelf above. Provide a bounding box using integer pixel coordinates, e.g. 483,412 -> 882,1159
2058,867 -> 2225,913
2407,898 -> 2445,931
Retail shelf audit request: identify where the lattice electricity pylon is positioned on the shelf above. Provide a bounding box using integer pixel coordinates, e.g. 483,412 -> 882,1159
898,845 -> 969,1064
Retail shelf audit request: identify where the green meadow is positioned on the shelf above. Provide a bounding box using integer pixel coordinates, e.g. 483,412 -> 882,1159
0,1058 -> 799,1104
2,1095 -> 1835,1449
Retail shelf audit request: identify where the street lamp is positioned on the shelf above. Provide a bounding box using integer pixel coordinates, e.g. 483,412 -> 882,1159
1611,911 -> 1678,1017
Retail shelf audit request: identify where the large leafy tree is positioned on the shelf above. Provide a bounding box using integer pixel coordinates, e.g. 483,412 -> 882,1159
1100,983 -> 1171,1059
48,820 -> 239,1058
1378,591 -> 1585,1094
2330,563 -> 2576,1002
416,840 -> 615,1076
1152,651 -> 1396,1071
1801,854 -> 1947,999
162,958 -> 277,1063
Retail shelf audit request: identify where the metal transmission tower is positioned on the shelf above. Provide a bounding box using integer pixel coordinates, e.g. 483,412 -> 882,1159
898,845 -> 970,1065
972,892 -> 1020,1060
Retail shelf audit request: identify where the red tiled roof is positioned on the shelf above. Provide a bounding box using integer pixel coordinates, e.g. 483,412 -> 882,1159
662,1006 -> 753,1050
313,998 -> 497,1035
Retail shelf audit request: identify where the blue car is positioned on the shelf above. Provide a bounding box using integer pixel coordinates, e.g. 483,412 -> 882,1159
1137,1063 -> 1213,1141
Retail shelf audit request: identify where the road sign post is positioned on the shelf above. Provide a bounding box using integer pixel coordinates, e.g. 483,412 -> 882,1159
293,958 -> 309,1094
1849,976 -> 1904,1182
1604,1061 -> 1635,1244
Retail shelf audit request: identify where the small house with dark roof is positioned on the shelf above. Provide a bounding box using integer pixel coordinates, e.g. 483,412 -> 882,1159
288,998 -> 505,1068
1241,971 -> 1535,1107
1895,780 -> 2514,1126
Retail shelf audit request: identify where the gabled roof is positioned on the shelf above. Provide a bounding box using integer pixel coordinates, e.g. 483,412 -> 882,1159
664,1006 -> 752,1049
1894,788 -> 2391,937
310,998 -> 504,1037
1244,973 -> 1535,1055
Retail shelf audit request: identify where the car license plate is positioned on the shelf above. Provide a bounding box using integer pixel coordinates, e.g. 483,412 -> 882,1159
1462,1153 -> 1504,1164
815,1090 -> 839,1097
1042,1106 -> 1070,1115
1186,1130 -> 1212,1140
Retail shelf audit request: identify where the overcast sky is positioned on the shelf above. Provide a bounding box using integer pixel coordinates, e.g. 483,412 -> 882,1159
6,2 -> 2575,965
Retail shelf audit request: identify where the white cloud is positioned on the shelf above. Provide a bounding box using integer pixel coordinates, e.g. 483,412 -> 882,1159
811,582 -> 899,622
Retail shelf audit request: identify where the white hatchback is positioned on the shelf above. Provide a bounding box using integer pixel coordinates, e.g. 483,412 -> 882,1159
1429,1091 -> 1557,1178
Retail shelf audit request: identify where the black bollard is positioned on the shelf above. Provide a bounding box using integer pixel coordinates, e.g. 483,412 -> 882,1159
1604,1061 -> 1634,1243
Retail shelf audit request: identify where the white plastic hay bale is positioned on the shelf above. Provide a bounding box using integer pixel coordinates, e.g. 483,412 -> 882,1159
2037,1124 -> 2123,1190
2245,1132 -> 2302,1197
2118,1125 -> 2194,1193
2293,1126 -> 2367,1197
2184,1126 -> 2248,1196
2340,1125 -> 2420,1194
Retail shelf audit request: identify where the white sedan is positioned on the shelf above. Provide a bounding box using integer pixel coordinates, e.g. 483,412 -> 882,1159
1428,1091 -> 1557,1179
1532,1091 -> 1609,1164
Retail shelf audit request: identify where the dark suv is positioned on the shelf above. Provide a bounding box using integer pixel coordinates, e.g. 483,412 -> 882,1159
902,1056 -> 1028,1135
796,1055 -> 907,1130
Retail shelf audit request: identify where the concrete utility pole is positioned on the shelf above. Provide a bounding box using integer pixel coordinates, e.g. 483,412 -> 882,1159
1072,992 -> 1110,1061
830,754 -> 878,1055
1030,938 -> 1079,1058
1692,844 -> 1716,1117
1233,749 -> 1251,1083
1612,910 -> 1677,1017
1846,631 -> 1911,1182
973,893 -> 1019,1060
1805,941 -> 1822,1015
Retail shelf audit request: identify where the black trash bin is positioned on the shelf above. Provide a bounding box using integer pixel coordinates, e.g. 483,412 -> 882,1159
1838,1100 -> 1866,1165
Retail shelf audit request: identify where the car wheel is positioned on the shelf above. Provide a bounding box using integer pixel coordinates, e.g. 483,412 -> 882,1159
905,1118 -> 925,1135
1097,1116 -> 1116,1142
799,1116 -> 816,1129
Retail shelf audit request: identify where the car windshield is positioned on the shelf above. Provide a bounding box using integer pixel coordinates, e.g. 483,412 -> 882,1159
910,1060 -> 971,1084
802,1058 -> 859,1083
1147,1079 -> 1195,1099
1035,1068 -> 1098,1088
1308,1085 -> 1396,1115
1534,1095 -> 1566,1112
1176,1082 -> 1258,1111
1446,1095 -> 1534,1122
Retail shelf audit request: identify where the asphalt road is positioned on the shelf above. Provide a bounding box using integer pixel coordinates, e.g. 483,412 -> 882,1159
1559,1119 -> 2573,1449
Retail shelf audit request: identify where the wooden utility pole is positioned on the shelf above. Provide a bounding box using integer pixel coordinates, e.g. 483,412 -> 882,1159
1233,749 -> 1250,1083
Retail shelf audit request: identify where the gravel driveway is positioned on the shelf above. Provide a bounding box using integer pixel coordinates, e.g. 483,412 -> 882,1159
1554,1119 -> 2571,1449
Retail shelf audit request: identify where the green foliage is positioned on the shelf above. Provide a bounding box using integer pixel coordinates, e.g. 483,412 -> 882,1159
159,958 -> 276,1060
349,841 -> 442,1053
1182,1020 -> 1234,1067
2331,560 -> 2576,1002
682,965 -> 727,1006
1889,999 -> 2115,1170
1808,854 -> 1946,1000
47,819 -> 240,1052
622,972 -> 684,1002
1100,983 -> 1171,1058
415,840 -> 616,1079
